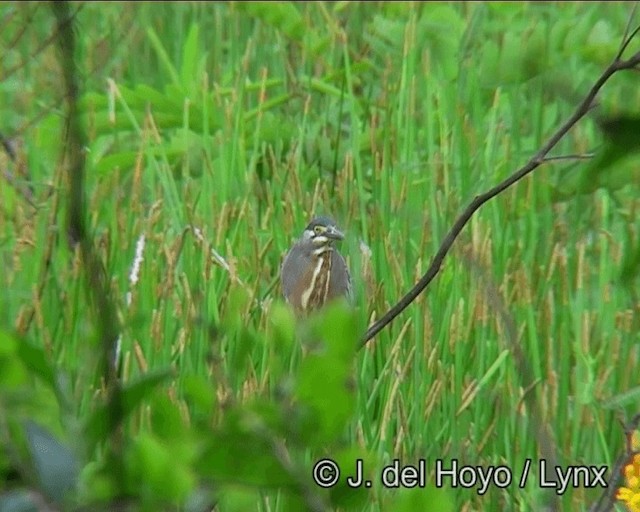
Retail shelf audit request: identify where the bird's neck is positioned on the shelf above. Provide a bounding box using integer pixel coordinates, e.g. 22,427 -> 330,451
312,245 -> 333,256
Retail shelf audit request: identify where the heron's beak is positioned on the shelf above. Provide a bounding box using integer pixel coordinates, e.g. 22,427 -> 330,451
325,226 -> 344,241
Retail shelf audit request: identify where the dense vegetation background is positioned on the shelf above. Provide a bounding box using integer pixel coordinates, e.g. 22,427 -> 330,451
1,2 -> 639,511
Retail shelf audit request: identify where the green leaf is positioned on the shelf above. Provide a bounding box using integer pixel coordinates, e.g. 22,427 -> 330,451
219,286 -> 256,381
85,368 -> 174,445
499,31 -> 523,84
235,2 -> 304,41
0,331 -> 27,388
197,410 -> 296,488
91,151 -> 140,175
601,385 -> 640,409
479,40 -> 500,87
133,84 -> 183,114
214,487 -> 264,512
16,339 -> 56,391
583,19 -> 617,64
554,116 -> 640,199
150,393 -> 186,441
619,236 -> 640,283
234,2 -> 325,59
599,116 -> 640,151
520,22 -> 549,80
269,301 -> 296,353
418,5 -> 465,81
182,375 -> 217,423
391,486 -> 455,512
181,24 -> 201,93
24,421 -> 78,505
306,300 -> 358,362
125,433 -> 195,503
122,368 -> 176,413
328,448 -> 375,510
92,146 -> 189,175
78,91 -> 109,110
146,27 -> 182,88
486,2 -> 523,18
295,355 -> 355,445
291,303 -> 358,445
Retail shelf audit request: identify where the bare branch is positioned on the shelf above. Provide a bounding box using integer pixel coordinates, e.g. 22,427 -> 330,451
360,20 -> 640,348
50,0 -> 123,471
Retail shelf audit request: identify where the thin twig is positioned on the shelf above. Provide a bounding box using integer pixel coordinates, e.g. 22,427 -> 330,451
360,24 -> 640,348
542,153 -> 595,162
2,3 -> 37,50
3,3 -> 138,156
0,131 -> 17,161
4,4 -> 84,81
617,3 -> 640,61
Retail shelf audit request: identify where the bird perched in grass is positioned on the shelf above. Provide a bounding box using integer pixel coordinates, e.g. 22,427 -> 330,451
281,216 -> 352,316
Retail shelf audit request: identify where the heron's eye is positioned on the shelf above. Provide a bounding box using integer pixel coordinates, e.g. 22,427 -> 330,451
314,226 -> 324,235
